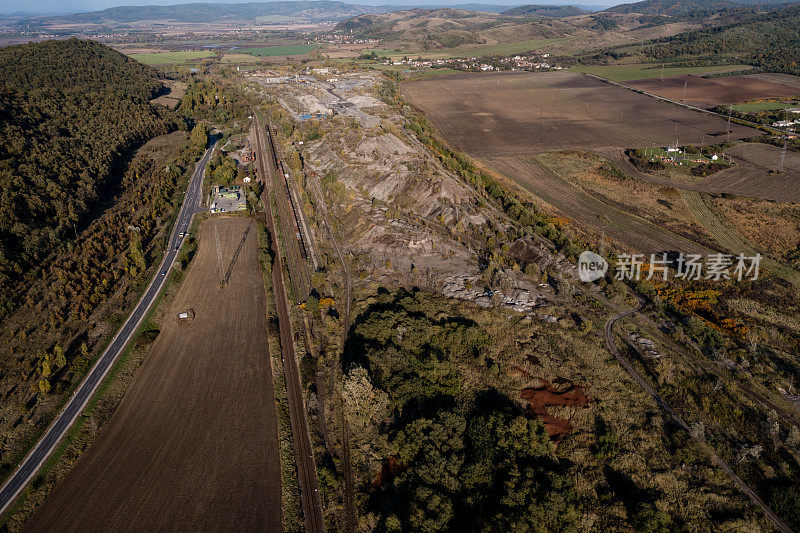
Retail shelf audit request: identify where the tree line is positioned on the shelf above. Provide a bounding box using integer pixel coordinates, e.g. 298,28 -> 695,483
0,38 -> 185,293
642,5 -> 800,76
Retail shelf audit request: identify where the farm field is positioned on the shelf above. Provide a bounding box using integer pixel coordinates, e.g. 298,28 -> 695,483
570,63 -> 751,82
401,70 -> 765,252
243,44 -> 317,57
732,101 -> 798,112
485,154 -> 713,254
26,217 -> 282,531
220,53 -> 262,63
698,143 -> 800,202
534,151 -> 711,243
628,74 -> 800,107
402,71 -> 759,156
591,144 -> 800,204
745,72 -> 800,90
127,50 -> 215,64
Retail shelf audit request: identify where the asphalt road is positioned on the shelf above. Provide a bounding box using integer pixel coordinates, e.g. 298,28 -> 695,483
0,138 -> 216,517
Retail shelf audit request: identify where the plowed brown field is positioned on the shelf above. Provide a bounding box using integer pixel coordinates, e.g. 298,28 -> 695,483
700,143 -> 800,202
403,71 -> 759,157
402,71 -> 758,252
628,74 -> 800,107
27,217 -> 282,532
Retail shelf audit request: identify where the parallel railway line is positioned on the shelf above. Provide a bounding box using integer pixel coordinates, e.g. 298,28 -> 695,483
253,114 -> 325,533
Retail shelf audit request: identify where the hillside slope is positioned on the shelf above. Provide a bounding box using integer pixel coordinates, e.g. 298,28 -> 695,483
644,4 -> 800,74
503,4 -> 592,16
604,0 -> 738,14
335,8 -> 573,49
18,1 -> 383,27
0,38 -> 183,290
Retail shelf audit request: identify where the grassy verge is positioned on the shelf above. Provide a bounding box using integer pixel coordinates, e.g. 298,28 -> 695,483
0,219 -> 200,530
257,222 -> 303,532
732,100 -> 798,112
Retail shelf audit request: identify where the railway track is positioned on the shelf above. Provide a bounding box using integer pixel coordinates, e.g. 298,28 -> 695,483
263,124 -> 312,302
253,114 -> 325,533
304,170 -> 356,532
605,294 -> 794,533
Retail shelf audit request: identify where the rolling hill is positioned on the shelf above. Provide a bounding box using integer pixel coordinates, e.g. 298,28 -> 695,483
643,3 -> 800,75
603,0 -> 739,14
503,4 -> 593,16
17,1 -> 385,27
334,8 -> 575,50
0,38 -> 183,286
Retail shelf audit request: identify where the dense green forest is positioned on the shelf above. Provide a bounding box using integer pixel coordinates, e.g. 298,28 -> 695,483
0,38 -> 184,293
342,291 -> 584,531
0,127 -> 208,477
502,4 -> 590,17
603,0 -> 737,16
179,78 -> 251,123
642,4 -> 800,75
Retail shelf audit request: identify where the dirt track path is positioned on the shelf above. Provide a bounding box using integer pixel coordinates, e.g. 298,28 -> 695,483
27,217 -> 282,532
487,154 -> 713,255
681,190 -> 800,286
604,294 -> 794,533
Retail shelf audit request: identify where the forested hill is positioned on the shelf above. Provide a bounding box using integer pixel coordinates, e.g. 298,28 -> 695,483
603,0 -> 737,14
0,38 -> 183,289
502,4 -> 591,17
17,1 -> 382,27
643,4 -> 800,75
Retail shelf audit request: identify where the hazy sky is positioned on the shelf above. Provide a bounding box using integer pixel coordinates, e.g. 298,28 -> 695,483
0,0 -> 612,15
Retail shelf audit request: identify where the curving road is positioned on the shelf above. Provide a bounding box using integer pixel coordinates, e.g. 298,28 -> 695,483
0,138 -> 216,517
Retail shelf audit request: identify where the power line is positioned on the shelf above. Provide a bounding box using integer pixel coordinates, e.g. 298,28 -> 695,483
778,138 -> 788,172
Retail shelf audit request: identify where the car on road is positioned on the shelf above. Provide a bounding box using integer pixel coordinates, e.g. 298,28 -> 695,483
161,271 -> 167,276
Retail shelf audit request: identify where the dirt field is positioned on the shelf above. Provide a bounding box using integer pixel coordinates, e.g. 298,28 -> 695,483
402,71 -> 759,157
744,73 -> 800,90
627,74 -> 800,107
402,71 -> 758,252
699,143 -> 800,202
521,379 -> 591,442
26,217 -> 282,532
